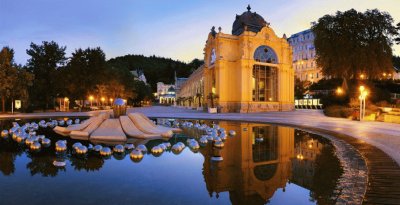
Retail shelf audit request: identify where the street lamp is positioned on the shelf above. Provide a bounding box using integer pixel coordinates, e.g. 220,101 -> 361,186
89,95 -> 94,107
101,97 -> 105,106
336,87 -> 343,95
359,86 -> 368,121
109,98 -> 113,106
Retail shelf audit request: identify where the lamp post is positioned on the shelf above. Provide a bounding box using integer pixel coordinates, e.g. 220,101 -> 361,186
359,86 -> 368,121
101,97 -> 105,106
89,96 -> 94,107
109,98 -> 113,106
64,97 -> 69,111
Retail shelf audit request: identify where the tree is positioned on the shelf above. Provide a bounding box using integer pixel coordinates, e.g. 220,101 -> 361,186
0,47 -> 33,113
312,9 -> 399,80
26,41 -> 66,110
0,47 -> 17,112
294,78 -> 308,99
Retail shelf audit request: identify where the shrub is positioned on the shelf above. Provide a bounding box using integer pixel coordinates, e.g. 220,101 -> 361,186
324,105 -> 354,118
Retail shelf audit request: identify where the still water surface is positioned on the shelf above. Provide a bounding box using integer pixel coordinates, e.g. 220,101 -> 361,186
0,118 -> 343,205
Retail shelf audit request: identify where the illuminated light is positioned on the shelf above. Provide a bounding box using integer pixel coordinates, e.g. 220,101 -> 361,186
64,97 -> 69,102
336,87 -> 343,95
109,98 -> 113,102
359,86 -> 365,92
101,97 -> 105,102
383,73 -> 387,77
89,96 -> 94,101
360,74 -> 365,79
308,144 -> 312,148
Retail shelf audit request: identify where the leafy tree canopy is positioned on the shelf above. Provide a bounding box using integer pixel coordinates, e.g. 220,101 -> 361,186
313,9 -> 399,80
0,47 -> 34,112
26,41 -> 66,109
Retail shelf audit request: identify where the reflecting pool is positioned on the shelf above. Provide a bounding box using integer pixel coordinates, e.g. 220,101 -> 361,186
0,118 -> 343,205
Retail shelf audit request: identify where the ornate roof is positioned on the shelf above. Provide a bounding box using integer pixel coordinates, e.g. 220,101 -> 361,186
232,5 -> 268,36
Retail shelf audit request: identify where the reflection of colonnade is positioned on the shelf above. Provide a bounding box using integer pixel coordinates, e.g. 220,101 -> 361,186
200,122 -> 294,204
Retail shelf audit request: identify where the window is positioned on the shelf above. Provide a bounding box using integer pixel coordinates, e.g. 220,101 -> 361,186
254,46 -> 278,63
252,126 -> 278,162
252,65 -> 277,102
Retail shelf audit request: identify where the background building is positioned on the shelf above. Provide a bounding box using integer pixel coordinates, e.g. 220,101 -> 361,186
178,5 -> 294,112
288,29 -> 323,83
131,69 -> 148,84
155,82 -> 176,104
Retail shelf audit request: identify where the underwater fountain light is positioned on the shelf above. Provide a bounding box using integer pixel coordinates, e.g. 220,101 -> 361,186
199,136 -> 208,145
151,145 -> 163,154
130,149 -> 144,161
214,141 -> 224,148
73,142 -> 83,150
1,130 -> 9,138
25,137 -> 36,146
55,140 -> 67,152
41,138 -> 51,147
76,145 -> 88,155
136,144 -> 147,153
93,145 -> 103,152
100,147 -> 112,157
58,120 -> 65,126
113,145 -> 125,153
159,143 -> 167,151
30,142 -> 41,151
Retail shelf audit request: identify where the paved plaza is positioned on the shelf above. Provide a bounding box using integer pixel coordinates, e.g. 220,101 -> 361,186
1,106 -> 400,166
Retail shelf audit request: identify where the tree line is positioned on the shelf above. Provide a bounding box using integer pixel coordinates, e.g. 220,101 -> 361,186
0,41 -> 202,112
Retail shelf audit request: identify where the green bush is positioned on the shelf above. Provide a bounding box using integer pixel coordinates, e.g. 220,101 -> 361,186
324,105 -> 354,118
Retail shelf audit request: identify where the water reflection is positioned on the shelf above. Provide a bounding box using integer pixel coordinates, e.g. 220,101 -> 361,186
198,122 -> 342,205
0,118 -> 343,204
0,139 -> 24,175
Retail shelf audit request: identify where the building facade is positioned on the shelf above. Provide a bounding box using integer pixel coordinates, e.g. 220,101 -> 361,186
155,82 -> 176,104
288,29 -> 323,82
178,5 -> 294,113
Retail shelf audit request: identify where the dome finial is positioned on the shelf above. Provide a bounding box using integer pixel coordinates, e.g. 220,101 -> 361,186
247,4 -> 251,12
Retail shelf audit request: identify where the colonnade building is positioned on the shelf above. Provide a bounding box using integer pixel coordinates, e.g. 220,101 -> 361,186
177,5 -> 294,113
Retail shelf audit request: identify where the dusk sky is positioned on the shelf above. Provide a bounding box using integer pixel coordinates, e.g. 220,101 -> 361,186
1,0 -> 400,64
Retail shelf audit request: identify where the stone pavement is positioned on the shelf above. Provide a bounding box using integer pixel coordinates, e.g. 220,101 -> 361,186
128,106 -> 400,166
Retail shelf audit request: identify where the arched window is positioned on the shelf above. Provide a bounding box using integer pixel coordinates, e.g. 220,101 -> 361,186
253,46 -> 278,63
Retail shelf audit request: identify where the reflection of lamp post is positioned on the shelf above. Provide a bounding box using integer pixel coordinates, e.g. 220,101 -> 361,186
89,96 -> 94,107
359,86 -> 368,121
64,97 -> 69,111
296,142 -> 304,160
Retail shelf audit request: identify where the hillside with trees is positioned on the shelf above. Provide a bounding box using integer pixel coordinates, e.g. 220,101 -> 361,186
107,55 -> 203,91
